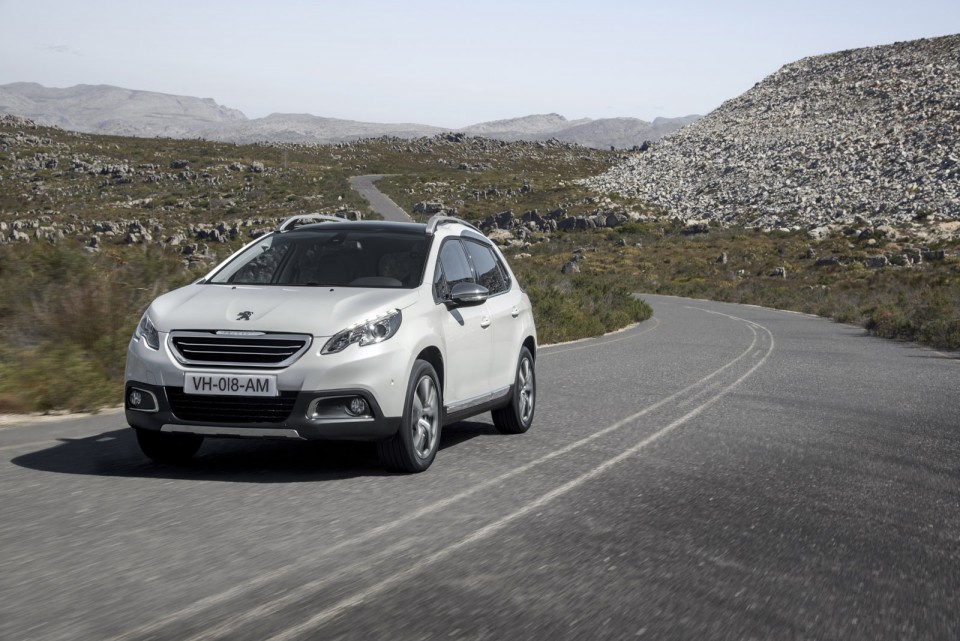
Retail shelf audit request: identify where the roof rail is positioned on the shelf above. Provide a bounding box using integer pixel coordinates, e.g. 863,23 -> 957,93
425,215 -> 482,236
276,213 -> 347,232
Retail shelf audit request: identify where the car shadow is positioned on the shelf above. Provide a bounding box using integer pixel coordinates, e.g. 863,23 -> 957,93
10,420 -> 495,483
439,419 -> 500,447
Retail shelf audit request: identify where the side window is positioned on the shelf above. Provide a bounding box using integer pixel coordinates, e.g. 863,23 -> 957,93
464,240 -> 510,295
434,240 -> 474,300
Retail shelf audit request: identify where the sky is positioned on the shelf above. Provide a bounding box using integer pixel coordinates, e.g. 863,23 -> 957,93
1,0 -> 958,128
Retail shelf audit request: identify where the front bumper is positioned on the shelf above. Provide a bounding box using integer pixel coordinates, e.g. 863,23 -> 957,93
124,325 -> 415,441
125,381 -> 401,441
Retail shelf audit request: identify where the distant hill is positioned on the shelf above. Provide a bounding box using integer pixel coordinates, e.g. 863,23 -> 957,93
461,113 -> 700,149
586,34 -> 960,228
0,82 -> 247,138
197,112 -> 447,145
549,115 -> 701,149
0,82 -> 697,148
461,113 -> 592,136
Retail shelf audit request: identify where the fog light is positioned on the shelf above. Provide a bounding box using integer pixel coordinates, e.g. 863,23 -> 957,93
307,396 -> 373,421
346,397 -> 368,417
127,387 -> 158,412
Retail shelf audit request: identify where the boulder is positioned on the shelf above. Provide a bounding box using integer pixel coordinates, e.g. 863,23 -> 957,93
561,259 -> 581,275
815,257 -> 843,267
495,210 -> 515,229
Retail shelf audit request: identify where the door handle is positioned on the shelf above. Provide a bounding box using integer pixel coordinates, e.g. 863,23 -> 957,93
481,316 -> 491,329
511,307 -> 520,318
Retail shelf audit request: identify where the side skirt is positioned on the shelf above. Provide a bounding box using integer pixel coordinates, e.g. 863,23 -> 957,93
443,385 -> 512,425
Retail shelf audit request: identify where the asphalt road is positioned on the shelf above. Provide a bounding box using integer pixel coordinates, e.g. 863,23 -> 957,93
348,175 -> 413,222
2,295 -> 958,641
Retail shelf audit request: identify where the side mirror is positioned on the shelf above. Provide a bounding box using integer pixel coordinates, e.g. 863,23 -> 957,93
447,282 -> 489,307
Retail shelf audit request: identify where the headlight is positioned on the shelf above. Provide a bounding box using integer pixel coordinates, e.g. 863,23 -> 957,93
134,312 -> 160,350
321,309 -> 402,355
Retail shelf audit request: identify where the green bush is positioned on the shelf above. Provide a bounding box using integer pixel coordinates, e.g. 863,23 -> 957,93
0,342 -> 117,412
0,243 -> 205,412
514,263 -> 652,344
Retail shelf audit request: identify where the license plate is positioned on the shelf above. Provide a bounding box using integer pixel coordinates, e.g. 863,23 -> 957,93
184,373 -> 278,397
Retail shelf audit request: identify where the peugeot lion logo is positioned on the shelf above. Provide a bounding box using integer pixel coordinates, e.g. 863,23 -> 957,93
236,311 -> 254,321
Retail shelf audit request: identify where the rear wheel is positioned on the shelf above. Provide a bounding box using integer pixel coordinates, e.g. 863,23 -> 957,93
377,360 -> 442,473
492,346 -> 535,434
136,429 -> 203,463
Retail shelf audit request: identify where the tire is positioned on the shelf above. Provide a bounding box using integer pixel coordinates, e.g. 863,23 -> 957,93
377,360 -> 442,473
136,429 -> 203,463
492,346 -> 535,434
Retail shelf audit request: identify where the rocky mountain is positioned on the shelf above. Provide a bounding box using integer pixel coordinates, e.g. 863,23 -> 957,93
585,34 -> 960,228
0,83 -> 696,148
461,113 -> 700,149
0,82 -> 247,138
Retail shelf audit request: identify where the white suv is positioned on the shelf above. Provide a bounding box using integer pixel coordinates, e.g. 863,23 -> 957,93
125,215 -> 537,472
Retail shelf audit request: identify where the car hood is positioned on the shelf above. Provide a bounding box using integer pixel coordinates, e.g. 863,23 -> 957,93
147,284 -> 420,337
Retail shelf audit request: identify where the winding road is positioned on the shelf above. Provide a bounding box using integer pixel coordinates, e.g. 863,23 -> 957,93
348,175 -> 413,222
2,296 -> 958,640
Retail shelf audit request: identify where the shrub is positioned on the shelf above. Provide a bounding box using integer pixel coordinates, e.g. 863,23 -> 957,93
0,243 -> 205,412
514,263 -> 652,344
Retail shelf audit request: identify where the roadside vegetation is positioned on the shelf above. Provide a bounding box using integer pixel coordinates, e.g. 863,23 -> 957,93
512,223 -> 959,348
0,119 -> 956,413
0,244 -> 202,412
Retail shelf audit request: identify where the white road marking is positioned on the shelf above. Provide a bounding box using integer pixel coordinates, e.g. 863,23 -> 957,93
108,309 -> 765,641
675,379 -> 728,409
0,440 -> 58,453
540,317 -> 660,355
0,406 -> 124,429
0,433 -> 123,453
266,314 -> 776,641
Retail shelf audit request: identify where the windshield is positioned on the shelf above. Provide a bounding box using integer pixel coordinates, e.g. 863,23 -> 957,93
207,228 -> 430,288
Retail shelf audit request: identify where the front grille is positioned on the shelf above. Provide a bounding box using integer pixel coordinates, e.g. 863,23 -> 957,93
166,388 -> 298,423
169,331 -> 312,368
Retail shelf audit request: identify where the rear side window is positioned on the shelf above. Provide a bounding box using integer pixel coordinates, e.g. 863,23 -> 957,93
463,240 -> 510,295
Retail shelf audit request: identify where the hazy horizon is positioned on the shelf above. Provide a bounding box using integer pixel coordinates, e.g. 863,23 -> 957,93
1,0 -> 958,128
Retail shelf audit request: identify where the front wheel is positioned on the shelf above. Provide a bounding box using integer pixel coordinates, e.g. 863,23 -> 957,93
135,429 -> 203,463
377,360 -> 442,473
492,346 -> 535,434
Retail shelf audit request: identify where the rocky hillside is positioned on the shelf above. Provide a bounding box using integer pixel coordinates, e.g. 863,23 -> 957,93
0,114 -> 621,255
586,34 -> 960,229
0,83 -> 696,148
